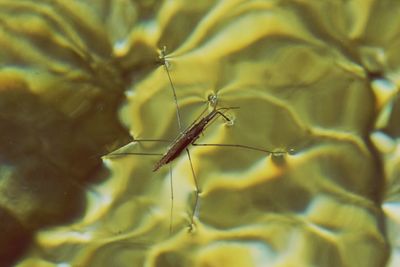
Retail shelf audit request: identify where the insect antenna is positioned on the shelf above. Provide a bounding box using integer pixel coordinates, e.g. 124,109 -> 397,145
200,106 -> 240,133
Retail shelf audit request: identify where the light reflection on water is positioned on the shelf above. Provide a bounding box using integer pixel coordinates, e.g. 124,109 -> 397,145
0,1 -> 398,267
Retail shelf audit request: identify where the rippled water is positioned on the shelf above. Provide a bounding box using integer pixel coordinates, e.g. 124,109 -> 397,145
0,1 -> 399,266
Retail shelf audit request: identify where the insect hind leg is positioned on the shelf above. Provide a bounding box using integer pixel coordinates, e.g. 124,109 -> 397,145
168,164 -> 174,234
185,148 -> 201,232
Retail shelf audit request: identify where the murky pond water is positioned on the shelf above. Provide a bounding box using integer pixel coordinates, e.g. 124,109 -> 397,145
0,1 -> 399,266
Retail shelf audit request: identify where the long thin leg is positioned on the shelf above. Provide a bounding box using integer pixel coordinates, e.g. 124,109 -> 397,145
104,137 -> 172,158
192,142 -> 289,155
160,47 -> 183,132
169,164 -> 174,234
185,148 -> 200,231
132,138 -> 172,143
165,64 -> 183,132
104,152 -> 164,158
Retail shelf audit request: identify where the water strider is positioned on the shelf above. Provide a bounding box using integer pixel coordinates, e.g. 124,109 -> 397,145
107,46 -> 291,232
152,106 -> 238,172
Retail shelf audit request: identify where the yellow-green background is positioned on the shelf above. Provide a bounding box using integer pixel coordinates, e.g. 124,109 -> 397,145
0,0 -> 398,266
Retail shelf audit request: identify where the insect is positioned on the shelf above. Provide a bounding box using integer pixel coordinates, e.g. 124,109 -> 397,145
109,105 -> 238,231
153,107 -> 237,172
107,46 -> 290,233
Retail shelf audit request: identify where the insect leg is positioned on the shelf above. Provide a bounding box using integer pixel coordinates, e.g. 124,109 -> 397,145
185,148 -> 200,232
103,152 -> 164,158
132,138 -> 172,142
104,138 -> 172,158
192,142 -> 291,156
169,163 -> 174,234
159,46 -> 183,132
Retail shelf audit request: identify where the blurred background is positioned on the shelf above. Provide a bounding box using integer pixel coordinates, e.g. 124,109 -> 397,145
0,0 -> 399,266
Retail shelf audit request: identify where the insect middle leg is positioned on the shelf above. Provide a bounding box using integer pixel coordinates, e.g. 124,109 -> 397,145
159,47 -> 202,232
185,148 -> 200,231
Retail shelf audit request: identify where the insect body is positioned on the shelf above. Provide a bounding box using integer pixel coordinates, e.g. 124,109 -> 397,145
153,107 -> 234,171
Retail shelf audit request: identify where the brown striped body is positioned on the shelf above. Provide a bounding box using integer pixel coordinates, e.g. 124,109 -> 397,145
153,108 -> 227,171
